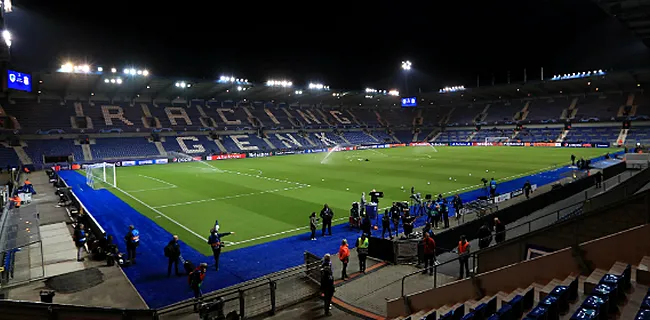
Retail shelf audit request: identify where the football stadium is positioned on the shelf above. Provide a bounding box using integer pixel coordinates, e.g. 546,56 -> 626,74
2,1 -> 650,320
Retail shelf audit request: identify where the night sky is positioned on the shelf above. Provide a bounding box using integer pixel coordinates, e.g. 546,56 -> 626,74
5,0 -> 650,92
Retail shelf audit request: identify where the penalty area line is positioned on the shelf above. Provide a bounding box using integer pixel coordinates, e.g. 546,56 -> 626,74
113,185 -> 208,242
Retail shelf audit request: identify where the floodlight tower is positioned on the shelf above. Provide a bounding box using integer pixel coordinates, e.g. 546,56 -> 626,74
401,60 -> 412,96
0,0 -> 12,64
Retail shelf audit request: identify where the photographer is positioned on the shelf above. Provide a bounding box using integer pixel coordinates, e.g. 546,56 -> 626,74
390,202 -> 401,234
402,211 -> 415,238
381,209 -> 392,239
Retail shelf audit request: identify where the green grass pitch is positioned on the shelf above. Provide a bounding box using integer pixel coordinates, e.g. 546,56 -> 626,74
100,146 -> 611,255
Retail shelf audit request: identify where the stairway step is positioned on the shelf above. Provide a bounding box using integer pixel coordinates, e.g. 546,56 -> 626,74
584,268 -> 608,294
639,256 -> 650,272
608,261 -> 629,275
540,279 -> 563,300
637,256 -> 650,286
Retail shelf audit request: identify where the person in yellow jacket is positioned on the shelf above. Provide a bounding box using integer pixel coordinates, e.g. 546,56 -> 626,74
356,234 -> 369,273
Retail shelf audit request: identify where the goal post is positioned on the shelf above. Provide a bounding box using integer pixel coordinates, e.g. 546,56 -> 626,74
85,162 -> 117,189
485,136 -> 510,144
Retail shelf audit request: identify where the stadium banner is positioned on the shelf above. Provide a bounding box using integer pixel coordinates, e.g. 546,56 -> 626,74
207,153 -> 246,161
390,143 -> 406,148
595,143 -> 610,148
304,148 -> 328,153
247,152 -> 273,158
563,143 -> 593,148
473,142 -> 495,146
431,143 -> 447,146
121,160 -> 137,167
494,192 -> 511,203
154,159 -> 168,164
505,142 -> 525,147
356,145 -> 377,150
409,142 -> 430,147
534,142 -> 562,147
450,142 -> 472,146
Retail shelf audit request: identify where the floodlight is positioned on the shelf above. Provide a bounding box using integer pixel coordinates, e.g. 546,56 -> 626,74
401,60 -> 412,71
111,68 -> 117,73
60,63 -> 73,73
80,65 -> 90,73
136,70 -> 143,75
388,90 -> 399,96
123,68 -> 129,74
2,30 -> 11,48
110,79 -> 116,83
97,67 -> 103,72
104,79 -> 109,83
295,90 -> 303,95
3,0 -> 12,13
143,70 -> 149,76
116,78 -> 122,84
129,68 -> 136,75
237,86 -> 242,91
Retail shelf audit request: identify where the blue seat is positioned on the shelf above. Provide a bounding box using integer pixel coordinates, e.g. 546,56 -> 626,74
526,305 -> 549,320
636,309 -> 650,320
497,303 -> 513,320
473,303 -> 487,319
461,312 -> 474,320
581,295 -> 608,320
549,286 -> 569,313
439,311 -> 453,320
487,314 -> 500,320
425,310 -> 437,320
539,296 -> 560,320
600,274 -> 623,301
508,295 -> 524,318
571,307 -> 599,320
592,283 -> 617,312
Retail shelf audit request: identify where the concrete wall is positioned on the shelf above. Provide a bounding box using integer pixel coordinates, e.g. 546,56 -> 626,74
387,224 -> 650,318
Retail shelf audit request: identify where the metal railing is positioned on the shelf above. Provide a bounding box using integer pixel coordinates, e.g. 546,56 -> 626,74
399,199 -> 587,297
157,259 -> 323,319
401,169 -> 650,297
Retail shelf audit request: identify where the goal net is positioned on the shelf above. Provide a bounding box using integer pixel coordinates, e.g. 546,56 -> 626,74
86,162 -> 117,189
485,136 -> 510,144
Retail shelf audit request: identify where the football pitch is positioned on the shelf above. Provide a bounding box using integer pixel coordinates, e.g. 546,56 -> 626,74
102,146 -> 610,255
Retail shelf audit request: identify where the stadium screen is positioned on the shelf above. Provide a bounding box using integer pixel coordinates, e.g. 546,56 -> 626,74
401,97 -> 417,107
7,70 -> 32,92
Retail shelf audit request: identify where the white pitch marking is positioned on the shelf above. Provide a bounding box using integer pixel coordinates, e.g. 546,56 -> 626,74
127,186 -> 178,193
138,174 -> 178,187
152,185 -> 311,209
113,186 -> 208,242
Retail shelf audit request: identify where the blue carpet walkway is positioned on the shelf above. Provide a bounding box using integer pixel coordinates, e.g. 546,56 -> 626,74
57,161 -> 592,308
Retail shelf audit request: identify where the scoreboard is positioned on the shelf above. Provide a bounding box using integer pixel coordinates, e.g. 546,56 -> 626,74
401,96 -> 417,107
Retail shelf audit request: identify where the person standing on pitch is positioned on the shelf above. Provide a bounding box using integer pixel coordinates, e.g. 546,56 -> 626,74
338,239 -> 350,280
320,204 -> 334,237
309,212 -> 318,240
165,235 -> 182,277
207,223 -> 235,271
356,233 -> 369,273
124,225 -> 140,264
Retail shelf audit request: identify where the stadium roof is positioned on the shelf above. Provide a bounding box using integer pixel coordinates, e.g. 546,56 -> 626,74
27,68 -> 650,107
594,0 -> 650,47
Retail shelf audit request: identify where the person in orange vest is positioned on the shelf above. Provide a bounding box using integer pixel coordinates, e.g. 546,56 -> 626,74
457,235 -> 471,279
12,195 -> 21,208
338,239 -> 350,280
23,167 -> 30,174
23,179 -> 36,194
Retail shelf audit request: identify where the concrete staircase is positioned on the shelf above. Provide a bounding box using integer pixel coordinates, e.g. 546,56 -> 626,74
514,102 -> 530,121
557,129 -> 570,143
391,256 -> 650,320
263,137 -> 276,149
81,144 -> 93,161
560,98 -> 579,120
154,141 -> 167,156
616,129 -> 629,146
465,131 -> 478,142
13,146 -> 33,165
412,132 -> 419,142
617,93 -> 638,118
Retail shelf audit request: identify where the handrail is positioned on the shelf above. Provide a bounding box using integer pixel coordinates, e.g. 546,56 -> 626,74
399,199 -> 585,296
157,259 -> 323,315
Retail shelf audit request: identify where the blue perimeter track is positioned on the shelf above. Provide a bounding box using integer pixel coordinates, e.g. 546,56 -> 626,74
57,156 -> 603,308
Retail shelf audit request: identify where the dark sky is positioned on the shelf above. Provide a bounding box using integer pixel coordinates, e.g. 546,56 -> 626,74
6,0 -> 650,92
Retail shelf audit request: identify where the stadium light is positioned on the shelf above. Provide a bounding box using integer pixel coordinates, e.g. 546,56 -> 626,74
295,90 -> 303,95
104,78 -> 122,84
551,70 -> 605,81
365,88 -> 378,93
266,80 -> 292,87
111,68 -> 117,73
3,0 -> 12,13
388,89 -> 400,96
439,86 -> 466,93
218,76 -> 248,84
175,81 -> 191,88
308,83 -> 329,90
401,60 -> 412,71
97,67 -> 103,72
123,68 -> 149,77
2,30 -> 11,48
